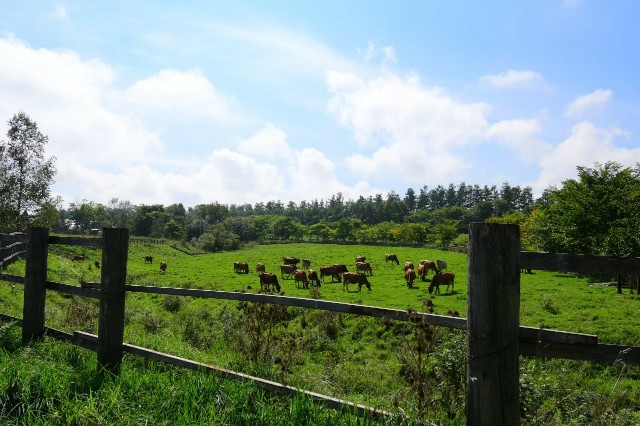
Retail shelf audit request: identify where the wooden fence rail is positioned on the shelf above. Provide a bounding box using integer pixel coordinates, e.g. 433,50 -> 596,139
1,226 -> 640,425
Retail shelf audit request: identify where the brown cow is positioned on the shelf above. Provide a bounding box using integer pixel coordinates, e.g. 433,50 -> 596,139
420,260 -> 439,275
385,253 -> 400,265
355,261 -> 373,276
355,256 -> 366,263
72,255 -> 86,261
342,272 -> 371,291
417,263 -> 427,281
294,269 -> 310,289
144,256 -> 153,264
280,264 -> 297,279
405,268 -> 417,289
160,261 -> 167,273
94,260 -> 100,269
255,263 -> 266,274
283,257 -> 300,266
429,272 -> 455,294
403,261 -> 414,271
259,272 -> 281,292
319,265 -> 341,283
302,259 -> 311,269
307,269 -> 321,287
234,261 -> 249,274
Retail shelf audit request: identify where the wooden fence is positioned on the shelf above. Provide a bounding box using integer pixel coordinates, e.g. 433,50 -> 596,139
1,225 -> 639,425
0,232 -> 26,269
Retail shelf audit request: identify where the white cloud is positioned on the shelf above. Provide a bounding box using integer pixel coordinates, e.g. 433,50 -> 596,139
328,71 -> 490,183
0,36 -> 161,169
0,34 -> 376,206
49,4 -> 70,22
486,118 -> 552,162
359,41 -> 397,65
564,89 -> 612,118
121,68 -> 233,122
531,121 -> 639,192
480,70 -> 543,89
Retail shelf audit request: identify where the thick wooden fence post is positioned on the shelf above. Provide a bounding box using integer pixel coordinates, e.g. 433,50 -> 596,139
467,223 -> 520,426
98,228 -> 129,373
22,227 -> 50,343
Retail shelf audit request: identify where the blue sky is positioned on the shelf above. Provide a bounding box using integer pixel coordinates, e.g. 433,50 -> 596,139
1,1 -> 639,207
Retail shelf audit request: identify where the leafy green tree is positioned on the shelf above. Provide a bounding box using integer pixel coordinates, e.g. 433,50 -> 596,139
197,223 -> 239,252
530,162 -> 640,256
0,111 -> 56,231
163,220 -> 184,240
433,219 -> 460,248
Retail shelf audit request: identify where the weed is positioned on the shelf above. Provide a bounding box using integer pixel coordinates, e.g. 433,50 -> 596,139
142,312 -> 166,334
64,297 -> 99,331
233,301 -> 289,363
161,294 -> 183,313
540,293 -> 559,314
397,309 -> 439,419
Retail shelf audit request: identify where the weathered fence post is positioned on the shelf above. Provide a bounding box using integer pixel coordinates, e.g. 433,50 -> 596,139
467,223 -> 520,426
98,227 -> 129,373
22,227 -> 49,343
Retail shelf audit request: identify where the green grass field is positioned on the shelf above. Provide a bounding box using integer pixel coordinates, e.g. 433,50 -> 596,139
1,241 -> 639,424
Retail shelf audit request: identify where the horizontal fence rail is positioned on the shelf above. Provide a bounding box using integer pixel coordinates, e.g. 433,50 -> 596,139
521,251 -> 640,275
3,227 -> 640,425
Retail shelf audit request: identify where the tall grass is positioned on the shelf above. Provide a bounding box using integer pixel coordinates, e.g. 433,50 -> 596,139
1,242 -> 639,424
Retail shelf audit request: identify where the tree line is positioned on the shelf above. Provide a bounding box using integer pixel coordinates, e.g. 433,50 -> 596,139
2,111 -> 639,257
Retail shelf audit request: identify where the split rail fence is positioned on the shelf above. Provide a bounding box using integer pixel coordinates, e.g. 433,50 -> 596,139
1,224 -> 639,425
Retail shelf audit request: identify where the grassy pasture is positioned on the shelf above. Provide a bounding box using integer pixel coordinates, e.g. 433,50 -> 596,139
1,241 -> 639,423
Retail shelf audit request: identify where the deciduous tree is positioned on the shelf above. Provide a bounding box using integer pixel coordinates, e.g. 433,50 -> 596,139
0,111 -> 56,231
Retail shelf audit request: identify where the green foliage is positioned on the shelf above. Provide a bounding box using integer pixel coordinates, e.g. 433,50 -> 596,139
0,111 -> 57,232
197,223 -> 240,252
530,161 -> 640,256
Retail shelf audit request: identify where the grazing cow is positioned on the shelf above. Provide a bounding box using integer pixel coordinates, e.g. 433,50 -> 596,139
255,263 -> 266,274
342,272 -> 371,291
420,260 -> 439,275
160,261 -> 167,273
307,269 -> 321,287
355,256 -> 366,263
436,259 -> 447,271
283,257 -> 300,266
405,268 -> 417,289
333,264 -> 348,281
319,265 -> 342,283
355,261 -> 373,276
294,269 -> 310,289
385,253 -> 400,264
302,259 -> 311,269
259,272 -> 281,292
429,272 -> 455,294
94,260 -> 100,269
72,255 -> 86,262
417,263 -> 427,281
144,256 -> 153,264
403,261 -> 414,271
280,264 -> 297,279
234,262 -> 249,274
521,268 -> 532,274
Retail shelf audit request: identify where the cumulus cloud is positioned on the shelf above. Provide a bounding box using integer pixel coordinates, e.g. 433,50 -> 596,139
0,35 -> 162,169
531,121 -> 639,192
564,89 -> 612,118
121,68 -> 233,122
486,118 -> 552,162
0,34 -> 375,206
327,71 -> 490,183
480,70 -> 543,89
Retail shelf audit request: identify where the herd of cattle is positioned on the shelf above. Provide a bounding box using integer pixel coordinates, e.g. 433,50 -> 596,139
230,254 -> 455,294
